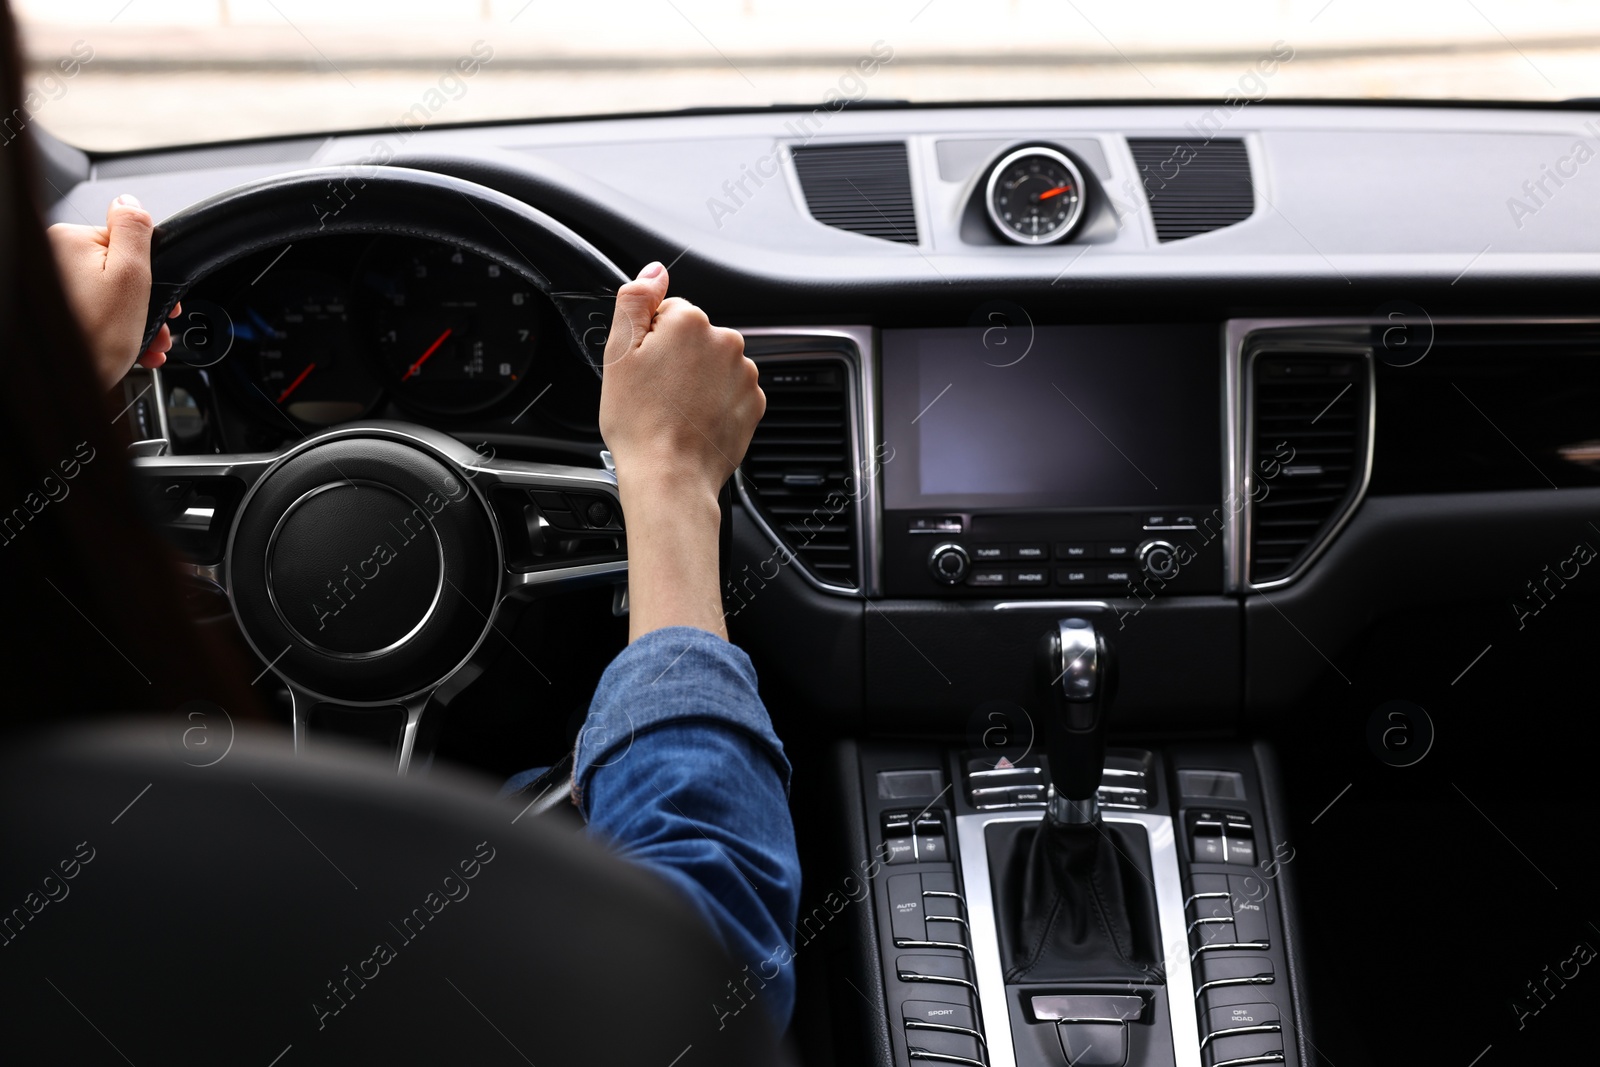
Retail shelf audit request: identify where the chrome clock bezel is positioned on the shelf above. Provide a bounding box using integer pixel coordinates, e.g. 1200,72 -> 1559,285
984,145 -> 1088,245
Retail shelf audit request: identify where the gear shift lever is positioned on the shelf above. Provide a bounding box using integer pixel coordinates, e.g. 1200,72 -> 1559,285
992,615 -> 1158,992
1039,617 -> 1116,825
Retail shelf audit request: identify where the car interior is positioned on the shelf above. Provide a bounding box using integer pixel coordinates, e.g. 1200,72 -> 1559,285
9,2 -> 1600,1064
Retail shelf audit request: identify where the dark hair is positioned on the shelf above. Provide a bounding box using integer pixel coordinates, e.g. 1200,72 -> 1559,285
0,3 -> 259,727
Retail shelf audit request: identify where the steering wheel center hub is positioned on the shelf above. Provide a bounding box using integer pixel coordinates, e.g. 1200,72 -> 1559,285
266,481 -> 446,657
227,431 -> 502,703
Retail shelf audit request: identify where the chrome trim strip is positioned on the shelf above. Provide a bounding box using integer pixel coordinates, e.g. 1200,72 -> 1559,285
904,1021 -> 987,1047
992,600 -> 1111,612
1185,891 -> 1231,908
735,326 -> 879,597
1222,321 -> 1243,593
906,1050 -> 985,1067
1192,941 -> 1270,961
1201,1025 -> 1282,1051
924,914 -> 969,928
1210,1055 -> 1285,1067
1220,315 -> 1597,590
896,971 -> 978,995
893,939 -> 972,956
956,810 -> 1201,1067
1229,317 -> 1376,591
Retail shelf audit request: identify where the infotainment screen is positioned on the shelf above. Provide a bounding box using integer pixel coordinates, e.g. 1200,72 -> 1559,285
880,324 -> 1222,511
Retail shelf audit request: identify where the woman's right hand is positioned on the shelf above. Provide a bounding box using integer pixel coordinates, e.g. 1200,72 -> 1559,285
597,262 -> 765,641
598,262 -> 765,508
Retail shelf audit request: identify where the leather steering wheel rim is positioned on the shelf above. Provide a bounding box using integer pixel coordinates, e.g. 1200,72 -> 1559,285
140,164 -> 628,374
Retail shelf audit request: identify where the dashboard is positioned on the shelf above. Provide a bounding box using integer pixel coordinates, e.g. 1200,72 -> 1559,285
48,98 -> 1600,1067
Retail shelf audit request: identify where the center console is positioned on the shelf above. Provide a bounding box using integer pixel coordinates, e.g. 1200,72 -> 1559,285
842,606 -> 1301,1067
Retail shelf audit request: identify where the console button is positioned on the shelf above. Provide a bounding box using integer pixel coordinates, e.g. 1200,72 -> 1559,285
910,516 -> 964,533
1012,568 -> 1050,586
1206,1001 -> 1280,1035
903,999 -> 977,1031
896,953 -> 975,991
1057,567 -> 1092,585
1192,919 -> 1239,949
1188,895 -> 1233,921
885,837 -> 916,865
925,919 -> 967,945
921,872 -> 958,895
1193,832 -> 1226,864
917,835 -> 950,863
1098,542 -> 1134,559
905,1024 -> 984,1063
1056,542 -> 1092,558
1203,1031 -> 1283,1066
966,567 -> 1009,588
1100,568 -> 1135,585
1058,1021 -> 1129,1067
1195,954 -> 1275,998
1224,820 -> 1257,866
1013,542 -> 1049,560
1032,994 -> 1146,1023
1227,876 -> 1270,943
970,544 -> 1009,561
888,874 -> 926,942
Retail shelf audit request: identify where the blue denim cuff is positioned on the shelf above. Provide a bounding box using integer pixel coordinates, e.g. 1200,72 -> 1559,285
572,626 -> 789,813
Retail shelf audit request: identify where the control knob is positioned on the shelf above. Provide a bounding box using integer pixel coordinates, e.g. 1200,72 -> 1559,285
928,543 -> 970,585
1137,539 -> 1180,580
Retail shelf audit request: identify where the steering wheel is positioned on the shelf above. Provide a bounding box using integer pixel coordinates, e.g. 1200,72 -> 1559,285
132,166 -> 631,774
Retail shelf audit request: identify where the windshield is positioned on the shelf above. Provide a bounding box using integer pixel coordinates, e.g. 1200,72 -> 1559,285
14,0 -> 1597,152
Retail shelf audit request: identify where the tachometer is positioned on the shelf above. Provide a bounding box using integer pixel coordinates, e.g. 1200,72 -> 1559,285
365,242 -> 540,416
985,146 -> 1087,245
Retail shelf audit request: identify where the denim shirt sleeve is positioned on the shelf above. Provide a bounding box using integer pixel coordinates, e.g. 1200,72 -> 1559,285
574,626 -> 801,1033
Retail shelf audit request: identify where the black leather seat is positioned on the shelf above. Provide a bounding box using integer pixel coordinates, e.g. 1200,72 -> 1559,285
0,721 -> 783,1065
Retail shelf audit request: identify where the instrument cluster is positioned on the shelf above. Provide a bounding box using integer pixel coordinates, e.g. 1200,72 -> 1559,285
164,235 -> 601,453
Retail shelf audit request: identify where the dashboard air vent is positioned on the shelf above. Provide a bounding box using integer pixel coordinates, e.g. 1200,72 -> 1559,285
790,142 -> 919,245
1127,138 -> 1255,242
739,359 -> 860,589
1248,352 -> 1371,585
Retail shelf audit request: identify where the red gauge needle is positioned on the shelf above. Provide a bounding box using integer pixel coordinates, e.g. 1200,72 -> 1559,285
277,362 -> 316,403
1038,185 -> 1070,200
402,328 -> 453,382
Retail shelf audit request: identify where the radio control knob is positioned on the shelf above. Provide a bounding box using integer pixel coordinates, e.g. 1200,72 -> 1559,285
928,543 -> 970,585
1137,539 -> 1180,580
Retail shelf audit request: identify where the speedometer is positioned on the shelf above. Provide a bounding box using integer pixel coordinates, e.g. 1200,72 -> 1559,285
236,270 -> 380,426
985,146 -> 1087,245
364,241 -> 540,416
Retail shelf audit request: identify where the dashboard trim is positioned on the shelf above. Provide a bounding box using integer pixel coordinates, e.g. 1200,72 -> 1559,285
736,326 -> 880,597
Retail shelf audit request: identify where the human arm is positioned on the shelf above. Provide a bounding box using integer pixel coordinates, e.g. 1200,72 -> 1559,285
567,265 -> 799,1028
597,261 -> 764,641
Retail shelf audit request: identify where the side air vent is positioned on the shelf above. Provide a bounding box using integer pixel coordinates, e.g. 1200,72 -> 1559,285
1248,351 -> 1372,586
738,358 -> 861,590
790,142 -> 919,245
1127,138 -> 1255,242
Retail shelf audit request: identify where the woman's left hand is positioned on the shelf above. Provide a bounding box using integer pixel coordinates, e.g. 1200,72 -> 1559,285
48,193 -> 179,390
